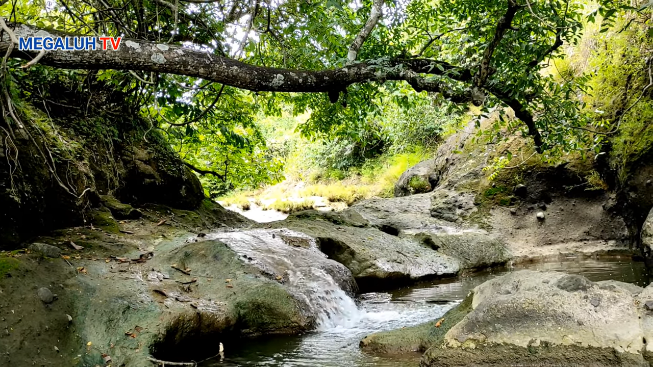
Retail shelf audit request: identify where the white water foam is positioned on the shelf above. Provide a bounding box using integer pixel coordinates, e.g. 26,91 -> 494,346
207,229 -> 364,329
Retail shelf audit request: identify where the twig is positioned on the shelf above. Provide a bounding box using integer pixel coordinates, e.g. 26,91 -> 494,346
171,265 -> 191,275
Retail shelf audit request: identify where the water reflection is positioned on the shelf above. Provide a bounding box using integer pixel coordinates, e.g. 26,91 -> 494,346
201,257 -> 650,367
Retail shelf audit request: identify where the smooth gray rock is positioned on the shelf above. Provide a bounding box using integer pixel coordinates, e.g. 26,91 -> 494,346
28,243 -> 62,258
276,218 -> 460,291
443,271 -> 649,354
417,232 -> 510,270
37,287 -> 54,304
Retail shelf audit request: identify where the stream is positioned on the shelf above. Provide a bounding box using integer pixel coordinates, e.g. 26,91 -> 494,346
199,256 -> 650,367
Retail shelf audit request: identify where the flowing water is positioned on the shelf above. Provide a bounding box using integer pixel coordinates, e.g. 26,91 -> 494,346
198,256 -> 650,367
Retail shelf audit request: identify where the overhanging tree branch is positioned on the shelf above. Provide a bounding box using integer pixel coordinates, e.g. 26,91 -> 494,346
0,22 -> 470,95
184,161 -> 226,181
1,21 -> 552,152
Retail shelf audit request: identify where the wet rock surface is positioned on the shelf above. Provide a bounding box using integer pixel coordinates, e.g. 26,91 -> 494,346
274,217 -> 460,291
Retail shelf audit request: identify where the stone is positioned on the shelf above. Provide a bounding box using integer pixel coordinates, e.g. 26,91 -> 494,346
417,233 -> 510,270
513,184 -> 528,198
590,297 -> 601,307
100,195 -> 143,220
37,288 -> 54,304
644,300 -> 653,311
28,243 -> 62,258
394,159 -> 438,197
276,218 -> 460,291
536,212 -> 545,220
420,271 -> 652,366
510,208 -> 517,215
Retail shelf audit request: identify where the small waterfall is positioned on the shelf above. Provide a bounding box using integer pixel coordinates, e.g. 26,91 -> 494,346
207,229 -> 363,329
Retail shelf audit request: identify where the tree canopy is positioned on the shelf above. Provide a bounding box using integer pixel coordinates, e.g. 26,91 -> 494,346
0,0 -> 649,192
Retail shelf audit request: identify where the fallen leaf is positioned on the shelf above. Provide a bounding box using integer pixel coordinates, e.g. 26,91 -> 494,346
76,267 -> 88,274
105,259 -> 111,263
102,354 -> 112,363
435,318 -> 445,328
226,285 -> 233,288
225,279 -> 232,283
62,255 -> 71,260
156,219 -> 167,226
70,241 -> 84,251
275,275 -> 283,280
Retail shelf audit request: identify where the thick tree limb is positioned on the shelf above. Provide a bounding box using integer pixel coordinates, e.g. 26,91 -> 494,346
347,0 -> 384,63
488,87 -> 543,153
1,22 -> 470,95
184,162 -> 226,181
527,32 -> 563,68
1,21 -> 549,150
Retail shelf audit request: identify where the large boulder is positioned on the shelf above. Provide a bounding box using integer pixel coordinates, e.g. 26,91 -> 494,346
394,117 -> 478,198
274,217 -> 460,291
416,232 -> 510,269
394,159 -> 439,197
419,270 -> 653,366
0,227 -> 354,366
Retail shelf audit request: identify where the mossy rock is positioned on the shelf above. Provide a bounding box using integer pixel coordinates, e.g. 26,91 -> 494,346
89,207 -> 120,233
409,175 -> 432,194
100,195 -> 142,219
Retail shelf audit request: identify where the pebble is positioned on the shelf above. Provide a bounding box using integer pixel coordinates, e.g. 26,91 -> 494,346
510,208 -> 517,215
37,288 -> 54,304
536,212 -> 545,221
645,300 -> 653,311
590,297 -> 600,307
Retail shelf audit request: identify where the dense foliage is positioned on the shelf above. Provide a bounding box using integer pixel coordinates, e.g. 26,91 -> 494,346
1,0 -> 651,196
